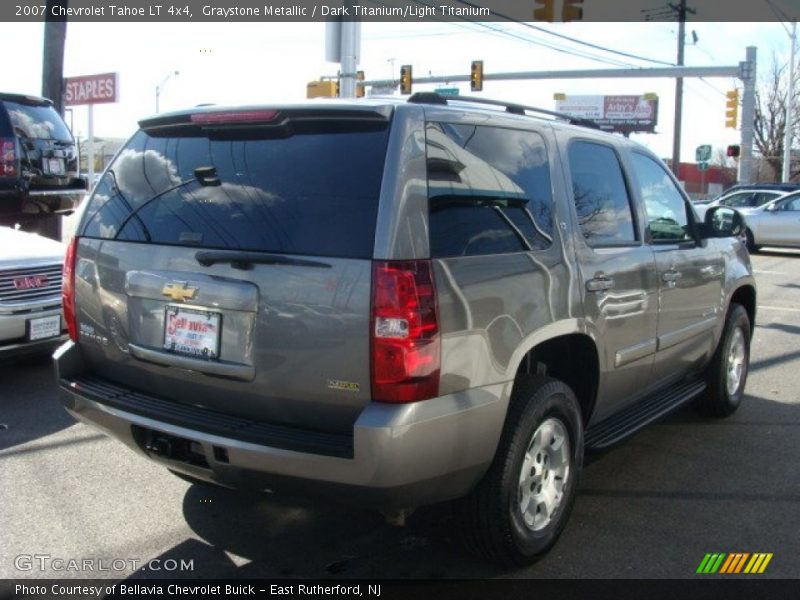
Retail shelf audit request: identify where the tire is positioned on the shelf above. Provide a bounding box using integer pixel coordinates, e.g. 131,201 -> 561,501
745,229 -> 760,254
458,376 -> 583,566
697,303 -> 751,417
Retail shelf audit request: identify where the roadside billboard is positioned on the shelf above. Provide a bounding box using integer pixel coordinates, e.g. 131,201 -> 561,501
555,94 -> 658,133
64,72 -> 119,106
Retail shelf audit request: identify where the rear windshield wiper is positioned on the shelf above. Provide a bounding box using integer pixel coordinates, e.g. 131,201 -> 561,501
429,193 -> 530,210
195,250 -> 331,270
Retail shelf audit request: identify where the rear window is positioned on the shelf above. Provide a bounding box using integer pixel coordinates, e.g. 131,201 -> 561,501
78,120 -> 390,259
2,101 -> 73,141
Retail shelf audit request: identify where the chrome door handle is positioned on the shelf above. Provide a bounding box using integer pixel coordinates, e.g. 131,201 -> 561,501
586,276 -> 614,292
662,270 -> 682,283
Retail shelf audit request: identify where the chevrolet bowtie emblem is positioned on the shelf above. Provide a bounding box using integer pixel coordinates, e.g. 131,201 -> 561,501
161,282 -> 198,303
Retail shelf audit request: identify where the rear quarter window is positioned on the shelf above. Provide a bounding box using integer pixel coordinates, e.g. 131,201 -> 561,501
426,122 -> 554,258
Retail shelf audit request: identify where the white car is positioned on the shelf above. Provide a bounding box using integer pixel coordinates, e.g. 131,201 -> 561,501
742,191 -> 800,252
693,188 -> 785,221
0,226 -> 68,357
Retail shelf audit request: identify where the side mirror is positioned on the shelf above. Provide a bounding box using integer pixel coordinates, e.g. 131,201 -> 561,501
703,206 -> 744,238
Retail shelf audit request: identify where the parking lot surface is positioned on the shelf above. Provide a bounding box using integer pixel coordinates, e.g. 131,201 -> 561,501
2,250 -> 800,579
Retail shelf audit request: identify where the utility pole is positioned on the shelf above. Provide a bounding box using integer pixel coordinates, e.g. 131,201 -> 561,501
42,0 -> 67,115
671,0 -> 687,178
40,0 -> 67,241
339,19 -> 360,98
783,21 -> 796,182
739,46 -> 758,184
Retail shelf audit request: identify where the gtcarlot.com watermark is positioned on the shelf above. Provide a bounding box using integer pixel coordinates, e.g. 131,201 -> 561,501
15,554 -> 194,573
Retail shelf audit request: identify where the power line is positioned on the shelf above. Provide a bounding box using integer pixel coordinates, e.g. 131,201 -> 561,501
452,0 -> 676,67
518,22 -> 676,66
462,21 -> 639,68
364,0 -> 640,69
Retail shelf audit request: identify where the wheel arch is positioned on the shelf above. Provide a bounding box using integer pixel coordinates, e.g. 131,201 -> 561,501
729,284 -> 756,337
507,324 -> 599,426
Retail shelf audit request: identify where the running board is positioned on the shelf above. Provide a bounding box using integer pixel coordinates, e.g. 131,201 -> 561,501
585,379 -> 707,450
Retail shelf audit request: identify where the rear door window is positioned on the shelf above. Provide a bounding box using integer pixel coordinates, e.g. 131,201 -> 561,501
79,119 -> 390,259
426,122 -> 554,258
567,141 -> 637,246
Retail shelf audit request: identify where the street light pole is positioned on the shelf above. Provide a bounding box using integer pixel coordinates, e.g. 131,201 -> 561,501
155,70 -> 179,114
783,21 -> 796,183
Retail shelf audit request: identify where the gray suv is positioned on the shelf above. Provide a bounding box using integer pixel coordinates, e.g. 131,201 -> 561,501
55,95 -> 755,565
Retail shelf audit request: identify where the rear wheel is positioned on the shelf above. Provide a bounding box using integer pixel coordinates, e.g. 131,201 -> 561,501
459,376 -> 583,566
697,303 -> 751,417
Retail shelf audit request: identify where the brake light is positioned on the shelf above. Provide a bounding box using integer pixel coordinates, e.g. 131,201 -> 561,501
190,110 -> 280,125
62,237 -> 79,342
371,260 -> 440,403
1,137 -> 17,177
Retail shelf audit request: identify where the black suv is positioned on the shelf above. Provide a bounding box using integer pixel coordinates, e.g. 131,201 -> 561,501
0,93 -> 86,230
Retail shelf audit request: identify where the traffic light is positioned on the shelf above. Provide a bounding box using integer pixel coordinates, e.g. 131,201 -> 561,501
727,144 -> 741,158
725,89 -> 739,129
356,70 -> 365,98
562,0 -> 584,21
307,80 -> 338,99
533,0 -> 554,21
400,65 -> 413,95
470,60 -> 484,92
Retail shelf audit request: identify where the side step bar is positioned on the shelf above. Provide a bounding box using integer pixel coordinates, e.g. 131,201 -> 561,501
585,379 -> 707,450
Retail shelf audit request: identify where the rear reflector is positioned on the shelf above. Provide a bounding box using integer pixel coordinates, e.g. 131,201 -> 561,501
190,110 -> 280,125
371,260 -> 440,403
62,237 -> 78,342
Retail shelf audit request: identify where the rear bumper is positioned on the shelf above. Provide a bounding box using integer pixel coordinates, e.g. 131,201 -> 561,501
0,184 -> 86,215
54,341 -> 509,511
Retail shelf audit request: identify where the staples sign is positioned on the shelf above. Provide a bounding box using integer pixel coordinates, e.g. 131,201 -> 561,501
64,73 -> 119,106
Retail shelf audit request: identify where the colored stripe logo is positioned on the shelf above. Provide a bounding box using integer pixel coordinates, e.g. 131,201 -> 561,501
696,553 -> 773,574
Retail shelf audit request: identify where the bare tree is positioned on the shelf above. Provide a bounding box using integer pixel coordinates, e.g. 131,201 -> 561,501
753,55 -> 800,181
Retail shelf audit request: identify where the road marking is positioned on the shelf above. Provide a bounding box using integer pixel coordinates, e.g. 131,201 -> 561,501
758,305 -> 800,313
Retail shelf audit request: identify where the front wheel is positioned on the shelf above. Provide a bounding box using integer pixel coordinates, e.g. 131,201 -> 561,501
458,376 -> 583,566
697,303 -> 751,417
745,229 -> 761,254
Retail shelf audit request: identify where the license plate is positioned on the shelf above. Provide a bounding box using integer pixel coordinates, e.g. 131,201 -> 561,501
163,306 -> 221,359
45,158 -> 65,175
28,314 -> 61,341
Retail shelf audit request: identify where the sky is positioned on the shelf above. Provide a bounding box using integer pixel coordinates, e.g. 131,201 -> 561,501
0,20 -> 790,166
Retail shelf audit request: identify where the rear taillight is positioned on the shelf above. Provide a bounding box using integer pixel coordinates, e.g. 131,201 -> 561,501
62,237 -> 79,342
1,137 -> 17,177
371,260 -> 440,403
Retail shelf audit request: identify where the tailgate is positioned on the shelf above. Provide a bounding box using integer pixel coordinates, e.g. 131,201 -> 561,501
71,106 -> 391,434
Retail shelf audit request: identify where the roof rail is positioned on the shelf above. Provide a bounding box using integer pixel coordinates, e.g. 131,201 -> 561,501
407,92 -> 600,130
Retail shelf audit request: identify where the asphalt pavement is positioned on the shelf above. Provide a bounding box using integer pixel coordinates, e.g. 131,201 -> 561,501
2,250 -> 800,579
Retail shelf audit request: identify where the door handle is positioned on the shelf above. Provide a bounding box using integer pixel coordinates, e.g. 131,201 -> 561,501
662,270 -> 682,283
586,276 -> 614,292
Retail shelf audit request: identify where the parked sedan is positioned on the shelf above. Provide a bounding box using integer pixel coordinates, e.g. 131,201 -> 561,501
742,191 -> 800,252
693,188 -> 785,220
0,225 -> 67,357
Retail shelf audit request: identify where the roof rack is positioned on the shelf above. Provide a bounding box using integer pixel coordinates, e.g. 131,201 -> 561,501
407,92 -> 600,130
